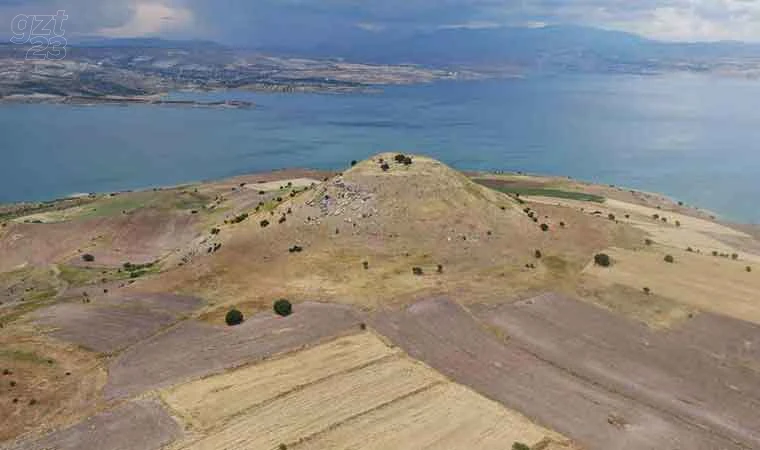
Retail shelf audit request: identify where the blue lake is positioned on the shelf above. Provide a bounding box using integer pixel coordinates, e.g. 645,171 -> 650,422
1,74 -> 759,223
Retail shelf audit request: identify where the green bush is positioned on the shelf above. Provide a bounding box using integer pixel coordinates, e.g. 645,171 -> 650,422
594,253 -> 611,267
274,299 -> 293,317
512,443 -> 531,450
664,255 -> 675,264
225,309 -> 244,326
540,223 -> 549,232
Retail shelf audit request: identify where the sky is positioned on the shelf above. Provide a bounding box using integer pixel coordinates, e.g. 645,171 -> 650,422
3,0 -> 760,45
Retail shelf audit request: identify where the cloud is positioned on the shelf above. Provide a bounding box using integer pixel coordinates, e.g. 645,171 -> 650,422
96,1 -> 194,37
2,0 -> 760,43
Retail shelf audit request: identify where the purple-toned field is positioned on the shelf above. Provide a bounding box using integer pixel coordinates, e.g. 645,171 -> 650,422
34,293 -> 203,353
105,302 -> 361,399
370,297 -> 745,450
5,399 -> 181,450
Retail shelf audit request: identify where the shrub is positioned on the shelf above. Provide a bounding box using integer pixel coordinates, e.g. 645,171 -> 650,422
231,213 -> 249,224
643,287 -> 651,295
437,264 -> 444,273
559,221 -> 566,228
594,253 -> 611,267
288,245 -> 303,253
687,247 -> 694,252
412,267 -> 424,276
732,253 -> 739,260
608,213 -> 616,221
512,443 -> 531,450
675,220 -> 681,227
403,156 -> 413,165
225,309 -> 244,326
540,223 -> 549,232
652,214 -> 659,220
748,266 -> 753,273
362,261 -> 369,270
81,254 -> 95,262
211,228 -> 220,235
380,163 -> 390,172
534,250 -> 542,259
274,299 -> 293,317
351,160 -> 357,166
359,323 -> 367,330
712,251 -> 719,257
394,153 -> 407,163
260,220 -> 270,228
645,239 -> 653,246
664,255 -> 675,263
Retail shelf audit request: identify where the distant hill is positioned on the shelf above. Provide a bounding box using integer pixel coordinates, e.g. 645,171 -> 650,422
253,24 -> 760,73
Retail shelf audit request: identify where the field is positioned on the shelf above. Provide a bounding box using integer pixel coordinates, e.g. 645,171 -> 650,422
105,302 -> 361,400
370,297 -> 744,449
474,178 -> 606,202
472,293 -> 760,448
33,293 -> 202,353
163,332 -> 568,450
584,246 -> 760,324
7,399 -> 181,450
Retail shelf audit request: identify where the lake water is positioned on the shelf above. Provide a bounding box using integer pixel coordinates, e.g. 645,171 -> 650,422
2,74 -> 759,223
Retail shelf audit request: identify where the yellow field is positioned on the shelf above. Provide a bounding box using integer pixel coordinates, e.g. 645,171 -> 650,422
163,333 -> 400,430
585,247 -> 760,324
164,333 -> 567,450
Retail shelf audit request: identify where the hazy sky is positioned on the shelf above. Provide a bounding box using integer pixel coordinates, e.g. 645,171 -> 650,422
3,0 -> 760,44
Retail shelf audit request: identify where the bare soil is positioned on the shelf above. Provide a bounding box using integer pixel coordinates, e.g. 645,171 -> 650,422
105,302 -> 360,400
5,399 -> 182,450
33,293 -> 202,353
370,298 -> 743,450
473,293 -> 760,448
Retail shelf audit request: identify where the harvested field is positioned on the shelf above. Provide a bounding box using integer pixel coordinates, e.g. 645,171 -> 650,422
163,333 -> 401,430
33,293 -> 202,353
105,302 -> 360,400
165,332 -> 566,450
472,293 -> 760,449
5,399 -> 182,450
370,298 -> 743,450
585,246 -> 760,324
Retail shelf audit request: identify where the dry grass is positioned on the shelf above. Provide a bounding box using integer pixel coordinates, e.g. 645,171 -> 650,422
585,247 -> 760,324
164,332 -> 566,450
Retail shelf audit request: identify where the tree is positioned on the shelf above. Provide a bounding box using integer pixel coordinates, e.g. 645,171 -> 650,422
225,309 -> 244,326
594,253 -> 611,267
274,299 -> 293,317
